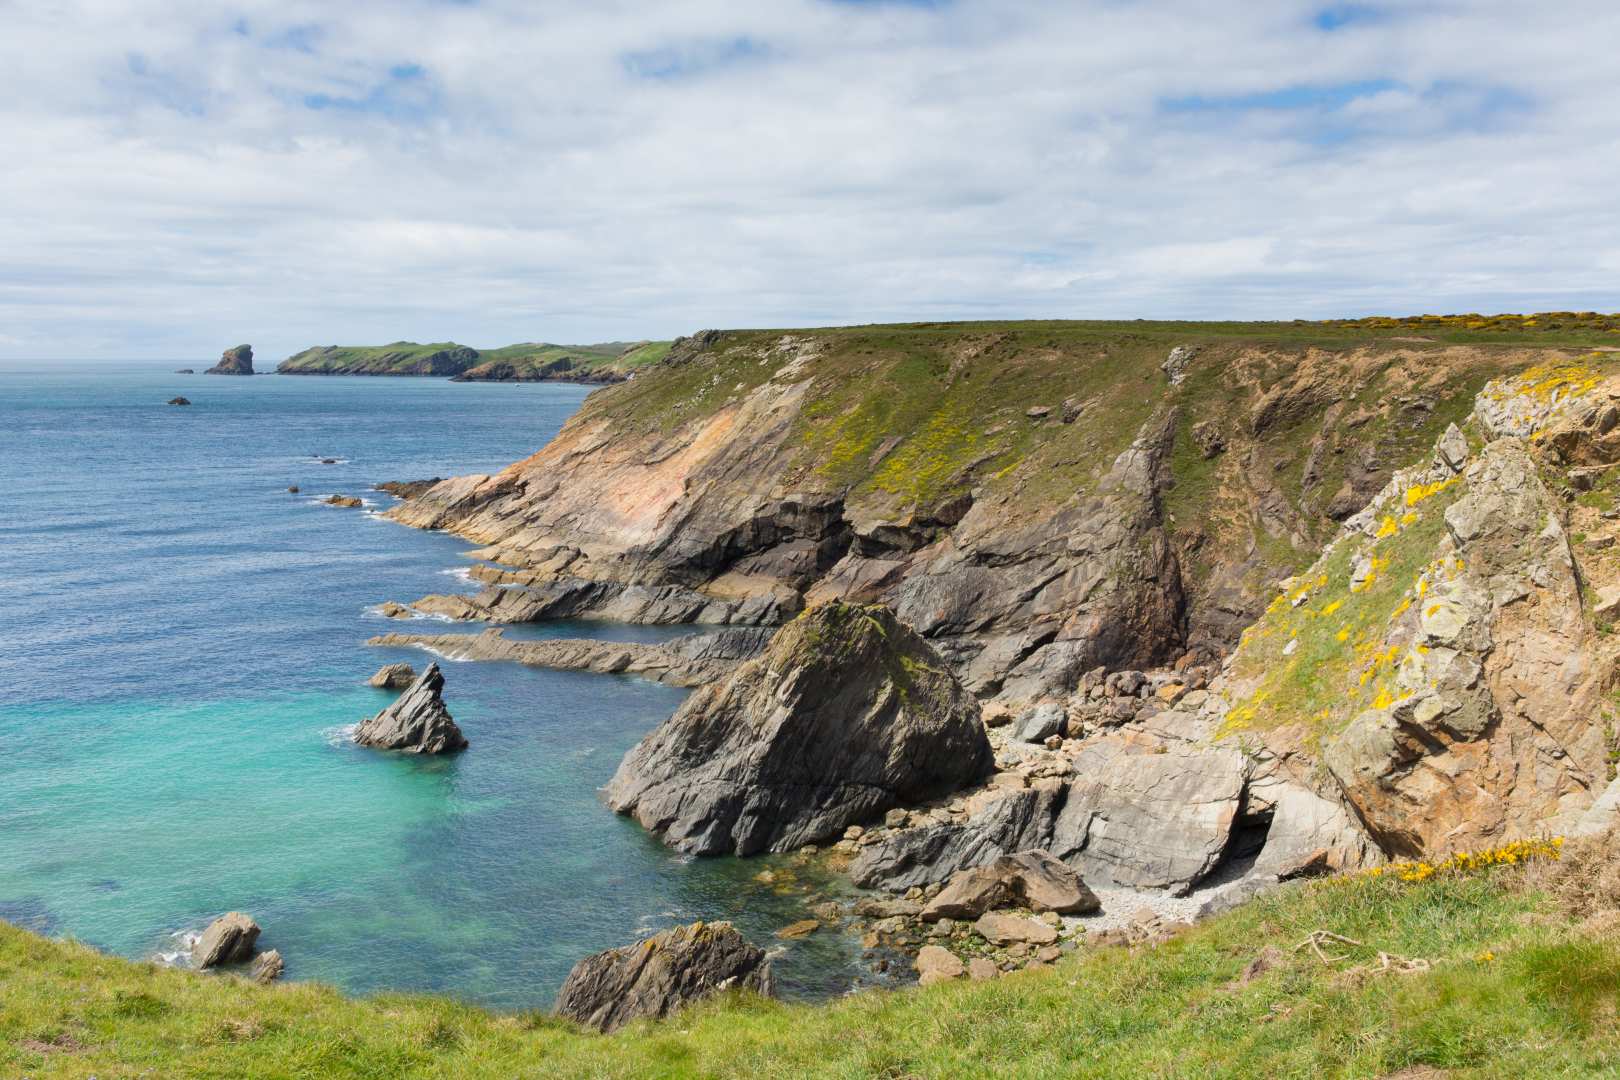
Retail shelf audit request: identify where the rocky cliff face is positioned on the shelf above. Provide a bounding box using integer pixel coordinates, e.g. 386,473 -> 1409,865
385,325 -> 1563,704
1218,358 -> 1620,859
205,345 -> 253,375
605,602 -> 993,855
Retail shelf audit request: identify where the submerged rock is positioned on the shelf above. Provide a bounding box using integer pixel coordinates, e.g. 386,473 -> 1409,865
205,344 -> 254,375
353,662 -> 467,754
367,662 -> 418,689
554,921 -> 773,1033
193,912 -> 260,968
604,602 -> 994,855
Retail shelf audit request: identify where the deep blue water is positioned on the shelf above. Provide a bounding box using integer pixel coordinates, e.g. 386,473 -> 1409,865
0,362 -> 860,1009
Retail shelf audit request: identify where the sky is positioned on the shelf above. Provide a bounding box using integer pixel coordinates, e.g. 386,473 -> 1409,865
3,0 -> 1618,360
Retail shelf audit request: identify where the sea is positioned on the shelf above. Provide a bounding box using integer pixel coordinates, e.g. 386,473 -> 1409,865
0,360 -> 866,1010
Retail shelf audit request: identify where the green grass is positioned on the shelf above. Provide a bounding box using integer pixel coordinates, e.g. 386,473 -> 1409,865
5,867 -> 1618,1078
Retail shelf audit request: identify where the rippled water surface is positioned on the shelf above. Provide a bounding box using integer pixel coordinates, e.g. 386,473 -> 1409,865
0,361 -> 861,1008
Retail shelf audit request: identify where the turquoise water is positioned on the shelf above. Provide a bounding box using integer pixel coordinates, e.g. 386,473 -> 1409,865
0,362 -> 861,1009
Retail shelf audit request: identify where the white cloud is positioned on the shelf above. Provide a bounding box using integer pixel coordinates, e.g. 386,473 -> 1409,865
2,0 -> 1618,359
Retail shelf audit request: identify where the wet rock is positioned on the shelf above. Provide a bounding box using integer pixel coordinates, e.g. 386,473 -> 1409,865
193,912 -> 260,968
915,944 -> 966,985
554,921 -> 773,1033
367,663 -> 417,689
287,486 -> 300,494
775,919 -> 820,940
605,603 -> 993,855
250,949 -> 284,982
175,368 -> 194,374
378,602 -> 411,619
375,478 -> 445,500
205,344 -> 254,375
323,495 -> 363,508
167,396 -> 190,406
353,662 -> 467,754
921,850 -> 1100,921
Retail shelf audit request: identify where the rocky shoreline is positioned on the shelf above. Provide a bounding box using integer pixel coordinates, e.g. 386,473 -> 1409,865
342,336 -> 1620,1026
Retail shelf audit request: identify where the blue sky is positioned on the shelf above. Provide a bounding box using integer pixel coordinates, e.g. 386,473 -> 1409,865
2,0 -> 1616,359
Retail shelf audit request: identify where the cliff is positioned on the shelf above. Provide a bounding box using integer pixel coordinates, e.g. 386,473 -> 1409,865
384,320 -> 1601,705
276,340 -> 669,381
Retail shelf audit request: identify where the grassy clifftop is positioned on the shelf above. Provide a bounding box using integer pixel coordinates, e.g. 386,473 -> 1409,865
276,341 -> 670,381
4,842 -> 1617,1078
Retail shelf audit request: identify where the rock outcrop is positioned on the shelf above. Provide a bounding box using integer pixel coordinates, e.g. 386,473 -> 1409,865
604,603 -> 994,855
323,495 -> 362,508
554,921 -> 772,1033
250,949 -> 284,982
353,662 -> 467,754
205,345 -> 254,375
167,396 -> 190,406
367,662 -> 417,689
1219,359 -> 1620,861
193,912 -> 260,968
366,626 -> 770,688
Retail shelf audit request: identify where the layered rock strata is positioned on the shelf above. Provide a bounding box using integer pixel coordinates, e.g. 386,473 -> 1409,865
605,602 -> 994,855
353,662 -> 467,753
554,921 -> 772,1033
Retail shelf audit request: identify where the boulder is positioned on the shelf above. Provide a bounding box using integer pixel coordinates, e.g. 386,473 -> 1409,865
205,344 -> 254,375
915,944 -> 966,985
323,495 -> 363,508
605,603 -> 993,855
967,956 -> 999,980
368,663 -> 417,689
921,850 -> 1100,921
973,911 -> 1058,946
775,919 -> 819,940
167,396 -> 190,406
353,662 -> 467,754
250,949 -> 284,982
850,784 -> 1061,892
1012,703 -> 1065,744
193,912 -> 260,968
1051,737 -> 1247,894
554,921 -> 773,1033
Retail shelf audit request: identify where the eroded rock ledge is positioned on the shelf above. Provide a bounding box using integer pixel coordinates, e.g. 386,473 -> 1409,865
365,626 -> 772,687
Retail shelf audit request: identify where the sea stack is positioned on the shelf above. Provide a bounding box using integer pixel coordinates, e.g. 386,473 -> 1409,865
353,662 -> 467,753
205,344 -> 254,375
604,602 -> 994,855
